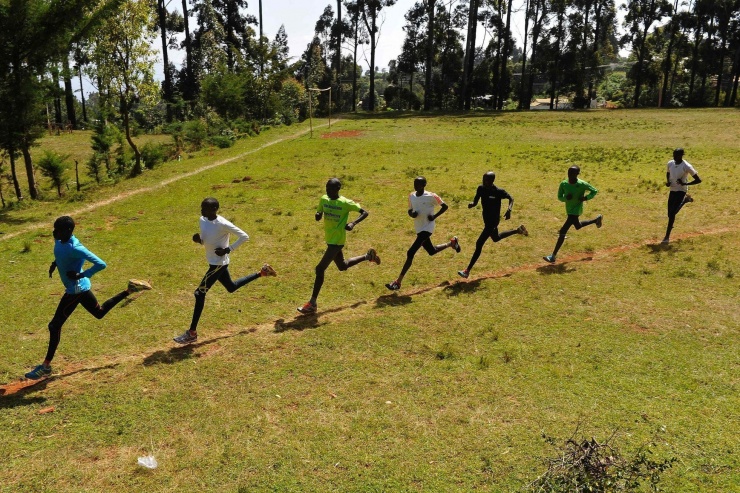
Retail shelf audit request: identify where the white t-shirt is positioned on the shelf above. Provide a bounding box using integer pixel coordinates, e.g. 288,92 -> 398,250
199,215 -> 249,265
667,159 -> 697,192
408,191 -> 443,234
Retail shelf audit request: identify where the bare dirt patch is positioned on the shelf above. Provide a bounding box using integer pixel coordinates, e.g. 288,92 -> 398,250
320,130 -> 363,139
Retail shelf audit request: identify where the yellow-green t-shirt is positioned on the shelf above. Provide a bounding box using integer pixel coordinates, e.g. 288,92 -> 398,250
318,195 -> 362,245
557,179 -> 598,216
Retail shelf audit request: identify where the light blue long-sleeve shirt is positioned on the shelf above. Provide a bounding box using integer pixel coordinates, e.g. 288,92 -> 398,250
54,235 -> 107,294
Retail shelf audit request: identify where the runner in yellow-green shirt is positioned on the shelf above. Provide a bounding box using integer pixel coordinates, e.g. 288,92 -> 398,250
543,166 -> 603,264
298,178 -> 380,314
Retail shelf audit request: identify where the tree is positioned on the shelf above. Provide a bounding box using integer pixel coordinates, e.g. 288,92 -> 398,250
343,1 -> 369,112
38,151 -> 70,197
358,0 -> 398,111
0,0 -> 119,200
424,0 -> 436,110
622,0 -> 672,107
89,0 -> 159,176
461,0 -> 480,110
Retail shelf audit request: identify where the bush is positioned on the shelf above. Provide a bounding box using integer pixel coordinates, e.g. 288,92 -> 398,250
37,150 -> 70,197
182,119 -> 208,150
140,142 -> 166,169
526,427 -> 674,493
208,135 -> 234,149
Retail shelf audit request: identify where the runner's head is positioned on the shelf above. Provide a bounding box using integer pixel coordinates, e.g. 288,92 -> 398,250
53,216 -> 75,242
413,176 -> 427,194
673,148 -> 684,162
483,171 -> 496,186
567,165 -> 580,183
326,178 -> 341,199
201,197 -> 219,220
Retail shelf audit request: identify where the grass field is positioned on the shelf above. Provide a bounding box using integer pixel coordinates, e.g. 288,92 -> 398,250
0,109 -> 738,492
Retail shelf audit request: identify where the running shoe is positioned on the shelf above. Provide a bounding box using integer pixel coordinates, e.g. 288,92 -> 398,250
543,255 -> 556,263
297,302 -> 317,314
458,269 -> 469,279
683,194 -> 694,204
518,224 -> 529,236
261,263 -> 277,277
595,214 -> 603,229
174,330 -> 198,345
450,236 -> 461,253
385,280 -> 401,291
25,364 -> 52,380
127,279 -> 152,293
366,248 -> 381,265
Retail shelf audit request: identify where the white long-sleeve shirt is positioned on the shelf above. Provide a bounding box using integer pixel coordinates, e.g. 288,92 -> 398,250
199,215 -> 249,265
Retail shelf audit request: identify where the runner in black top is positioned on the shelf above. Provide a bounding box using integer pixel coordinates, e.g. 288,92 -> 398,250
458,172 -> 528,278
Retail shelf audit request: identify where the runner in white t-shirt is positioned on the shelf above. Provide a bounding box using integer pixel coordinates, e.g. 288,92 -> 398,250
662,148 -> 701,244
174,197 -> 277,345
385,177 -> 461,291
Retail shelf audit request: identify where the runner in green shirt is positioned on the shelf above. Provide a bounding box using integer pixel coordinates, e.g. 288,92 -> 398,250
298,178 -> 380,314
543,166 -> 603,263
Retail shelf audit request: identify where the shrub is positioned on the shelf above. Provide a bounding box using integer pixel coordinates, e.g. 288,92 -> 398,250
526,427 -> 674,493
37,150 -> 70,197
140,142 -> 166,169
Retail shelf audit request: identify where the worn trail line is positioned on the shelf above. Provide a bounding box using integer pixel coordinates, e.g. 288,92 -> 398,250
0,226 -> 734,396
0,123 -> 333,243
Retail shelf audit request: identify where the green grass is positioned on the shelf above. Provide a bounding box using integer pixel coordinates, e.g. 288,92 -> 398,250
1,110 -> 738,491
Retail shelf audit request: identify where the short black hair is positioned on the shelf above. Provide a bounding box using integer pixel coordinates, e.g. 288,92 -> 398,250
674,148 -> 684,155
568,165 -> 581,174
483,171 -> 496,183
326,177 -> 341,189
54,216 -> 75,232
414,176 -> 427,186
202,197 -> 219,209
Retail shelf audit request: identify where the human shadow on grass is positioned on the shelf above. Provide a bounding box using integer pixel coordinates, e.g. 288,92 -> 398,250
273,302 -> 367,333
537,263 -> 578,275
442,279 -> 483,296
646,242 -> 675,254
142,329 -> 256,367
0,393 -> 47,410
0,363 -> 118,402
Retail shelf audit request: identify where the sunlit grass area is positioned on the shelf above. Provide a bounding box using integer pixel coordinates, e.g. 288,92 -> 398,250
1,109 -> 738,492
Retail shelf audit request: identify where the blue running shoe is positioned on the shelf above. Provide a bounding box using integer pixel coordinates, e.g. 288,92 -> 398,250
25,364 -> 52,380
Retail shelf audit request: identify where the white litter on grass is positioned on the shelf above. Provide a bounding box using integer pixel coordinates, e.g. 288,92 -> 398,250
137,455 -> 158,469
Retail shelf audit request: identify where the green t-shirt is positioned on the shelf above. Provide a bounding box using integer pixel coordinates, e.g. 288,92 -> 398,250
318,195 -> 362,245
558,178 -> 598,216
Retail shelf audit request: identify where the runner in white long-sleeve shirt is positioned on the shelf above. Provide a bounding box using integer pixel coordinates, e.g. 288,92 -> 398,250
174,197 -> 276,344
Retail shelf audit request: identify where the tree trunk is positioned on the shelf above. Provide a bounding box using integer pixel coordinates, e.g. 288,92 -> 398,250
51,66 -> 63,125
9,151 -> 23,200
497,0 -> 514,110
726,43 -> 740,106
158,0 -> 173,122
20,145 -> 38,200
365,12 -> 377,111
491,1 -> 503,109
461,0 -> 478,110
714,35 -> 727,107
550,12 -> 565,110
182,0 -> 195,102
122,98 -> 141,176
525,2 -> 543,110
78,64 -> 88,123
518,0 -> 531,110
424,0 -> 436,110
63,53 -> 77,127
660,0 -> 679,107
632,15 -> 653,108
352,17 -> 359,112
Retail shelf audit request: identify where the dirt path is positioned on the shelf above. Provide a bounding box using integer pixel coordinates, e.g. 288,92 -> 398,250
2,226 -> 733,396
0,122 -> 333,243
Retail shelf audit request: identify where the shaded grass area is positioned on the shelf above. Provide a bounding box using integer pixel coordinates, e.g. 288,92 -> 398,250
0,109 -> 738,491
